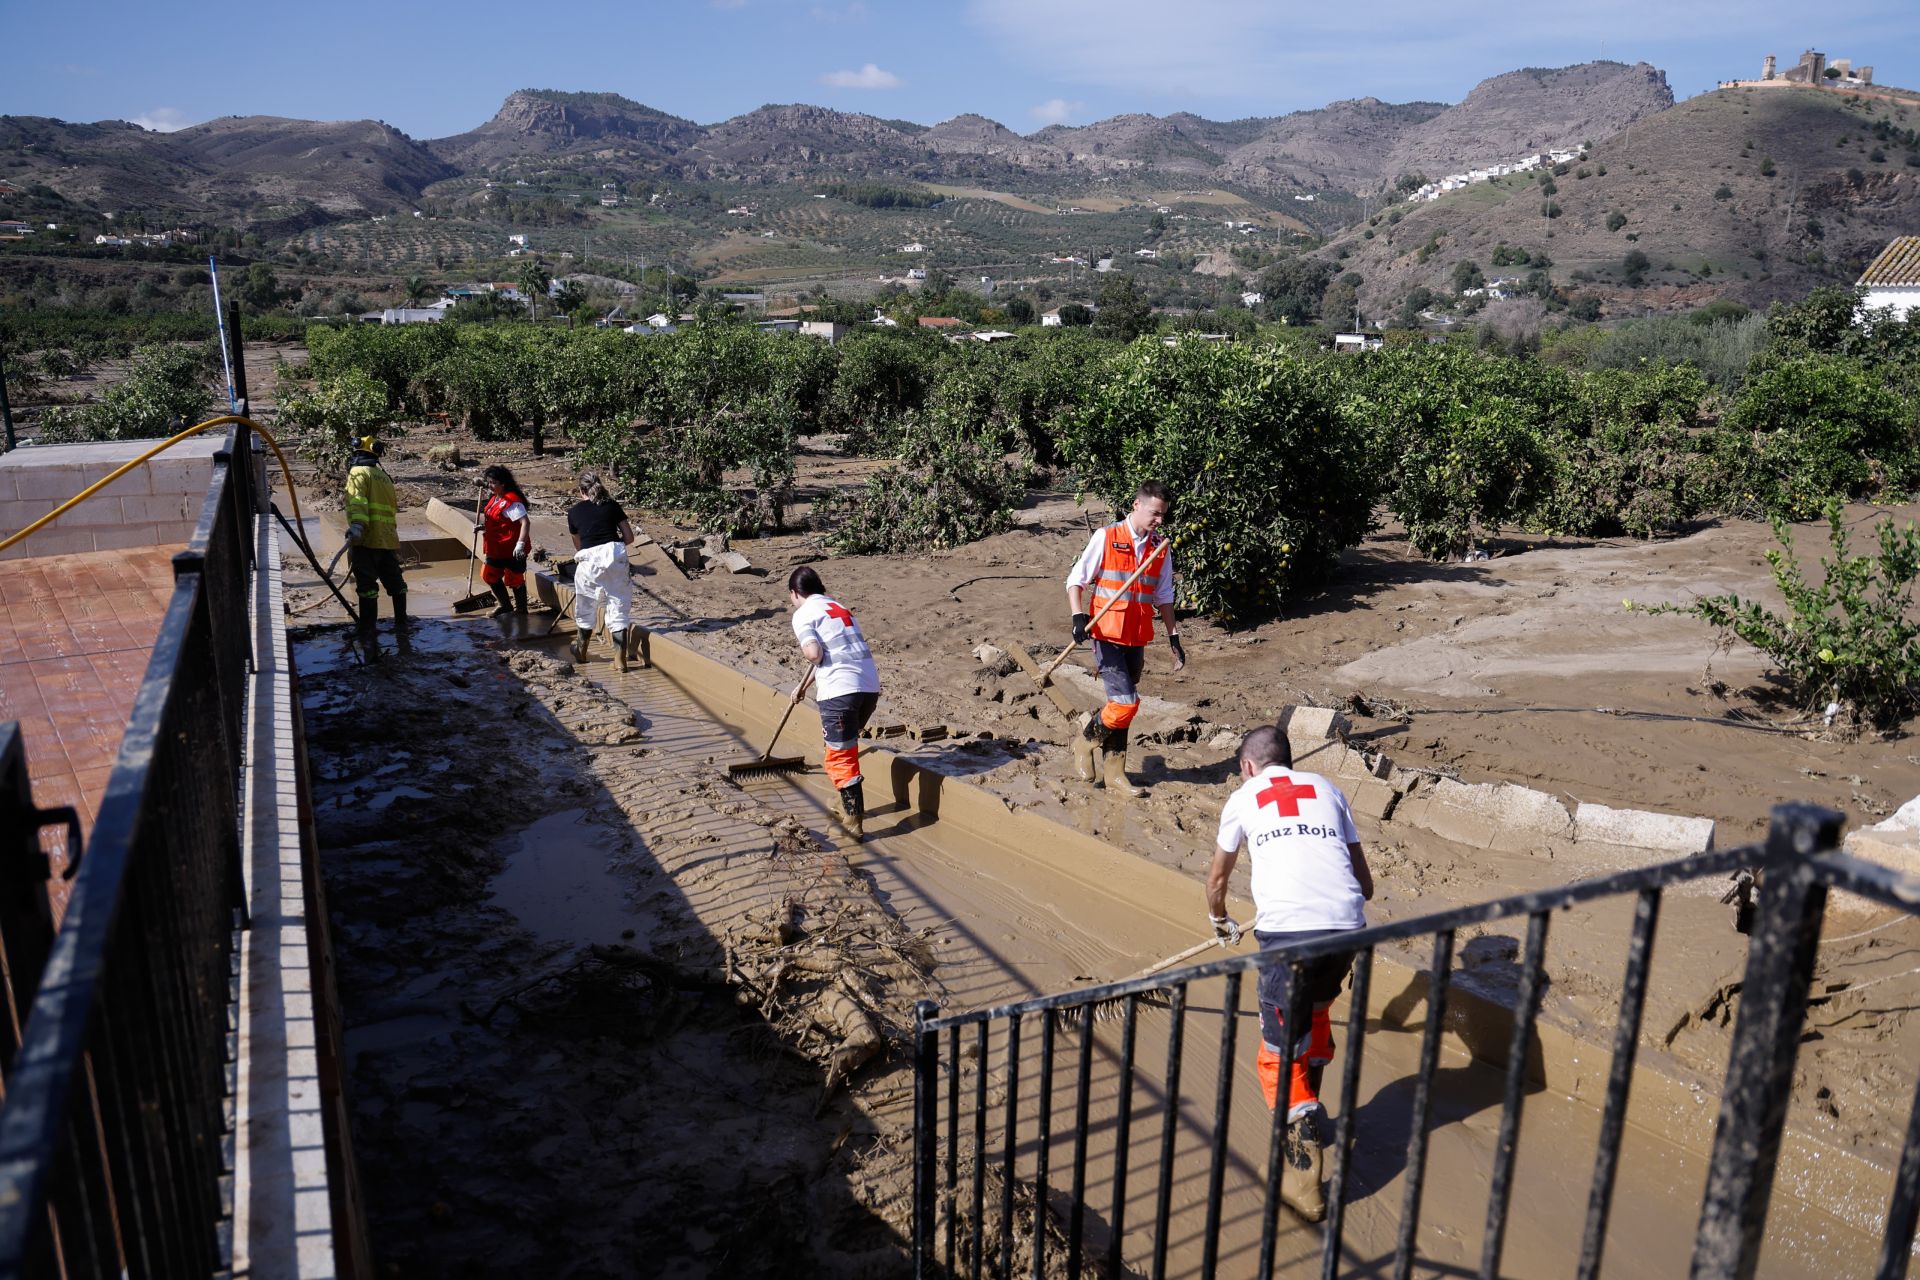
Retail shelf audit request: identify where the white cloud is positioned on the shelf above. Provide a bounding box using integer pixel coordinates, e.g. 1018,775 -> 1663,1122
1030,97 -> 1084,126
130,108 -> 192,133
820,63 -> 903,90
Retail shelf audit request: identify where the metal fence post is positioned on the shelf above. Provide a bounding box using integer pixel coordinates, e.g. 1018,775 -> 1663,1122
914,999 -> 938,1279
1689,803 -> 1843,1280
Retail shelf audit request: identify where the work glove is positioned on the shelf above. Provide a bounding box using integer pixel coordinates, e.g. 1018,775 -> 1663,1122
346,521 -> 365,546
1169,633 -> 1187,670
514,538 -> 529,557
1071,612 -> 1092,645
1210,915 -> 1243,946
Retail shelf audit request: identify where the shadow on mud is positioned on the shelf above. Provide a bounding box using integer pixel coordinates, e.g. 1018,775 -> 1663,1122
299,621 -> 914,1277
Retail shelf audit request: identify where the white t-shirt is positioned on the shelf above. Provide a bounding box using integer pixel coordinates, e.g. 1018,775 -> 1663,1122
1215,766 -> 1365,933
793,594 -> 881,700
1065,523 -> 1175,605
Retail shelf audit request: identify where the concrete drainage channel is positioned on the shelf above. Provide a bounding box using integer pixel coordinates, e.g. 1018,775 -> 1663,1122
300,615 -> 1903,1276
640,621 -> 1906,1276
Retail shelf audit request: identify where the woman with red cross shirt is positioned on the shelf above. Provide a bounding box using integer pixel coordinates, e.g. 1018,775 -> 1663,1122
1064,479 -> 1185,794
1205,723 -> 1375,1223
787,566 -> 882,842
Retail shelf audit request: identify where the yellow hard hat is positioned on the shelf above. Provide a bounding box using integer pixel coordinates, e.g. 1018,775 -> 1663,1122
356,434 -> 383,455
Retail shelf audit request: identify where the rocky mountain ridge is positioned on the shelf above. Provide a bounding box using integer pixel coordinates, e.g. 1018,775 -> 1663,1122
0,61 -> 1672,227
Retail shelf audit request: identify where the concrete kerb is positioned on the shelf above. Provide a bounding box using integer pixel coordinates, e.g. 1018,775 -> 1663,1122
631,642 -> 1899,1229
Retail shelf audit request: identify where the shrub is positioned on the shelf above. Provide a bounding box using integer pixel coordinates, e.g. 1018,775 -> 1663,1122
1717,354 -> 1915,518
1342,345 -> 1570,558
273,367 -> 388,479
1633,505 -> 1920,730
1064,339 -> 1373,621
817,409 -> 1030,554
1606,211 -> 1628,232
37,344 -> 213,442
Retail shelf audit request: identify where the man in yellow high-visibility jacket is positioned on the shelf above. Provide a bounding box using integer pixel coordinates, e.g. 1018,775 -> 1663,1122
345,434 -> 408,659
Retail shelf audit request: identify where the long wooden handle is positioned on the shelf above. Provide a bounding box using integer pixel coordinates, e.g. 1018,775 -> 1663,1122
760,664 -> 815,761
1040,536 -> 1169,683
464,481 -> 486,594
1122,933 -> 1230,983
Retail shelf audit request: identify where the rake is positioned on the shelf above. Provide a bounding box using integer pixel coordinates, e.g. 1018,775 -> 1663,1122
1066,933 -> 1244,1024
727,664 -> 813,778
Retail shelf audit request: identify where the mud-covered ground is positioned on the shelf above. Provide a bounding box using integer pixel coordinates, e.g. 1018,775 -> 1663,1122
289,416 -> 1920,1250
298,626 -> 938,1277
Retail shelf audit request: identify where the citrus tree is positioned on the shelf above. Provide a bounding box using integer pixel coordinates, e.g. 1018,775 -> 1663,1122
1062,337 -> 1372,623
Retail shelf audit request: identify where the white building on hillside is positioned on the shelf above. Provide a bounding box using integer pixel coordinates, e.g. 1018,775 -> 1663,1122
1859,237 -> 1920,321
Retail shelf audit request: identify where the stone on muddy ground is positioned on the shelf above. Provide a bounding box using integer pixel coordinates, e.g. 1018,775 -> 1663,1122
713,551 -> 752,574
672,542 -> 706,572
1394,778 -> 1573,852
1841,824 -> 1920,916
1349,778 -> 1400,822
973,643 -> 1018,677
1573,802 -> 1715,852
426,443 -> 463,468
700,533 -> 731,558
909,724 -> 948,742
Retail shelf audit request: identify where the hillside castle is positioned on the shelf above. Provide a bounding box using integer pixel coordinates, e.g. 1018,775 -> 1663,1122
1760,50 -> 1872,85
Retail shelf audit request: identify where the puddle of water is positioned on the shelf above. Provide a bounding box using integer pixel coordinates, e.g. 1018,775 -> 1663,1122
368,785 -> 435,811
344,1011 -> 457,1074
489,808 -> 648,947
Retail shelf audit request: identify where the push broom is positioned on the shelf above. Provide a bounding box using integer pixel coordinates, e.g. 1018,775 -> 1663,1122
451,480 -> 501,614
727,663 -> 813,778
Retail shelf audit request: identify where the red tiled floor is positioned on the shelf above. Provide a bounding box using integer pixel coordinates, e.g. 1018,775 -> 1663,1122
0,546 -> 183,843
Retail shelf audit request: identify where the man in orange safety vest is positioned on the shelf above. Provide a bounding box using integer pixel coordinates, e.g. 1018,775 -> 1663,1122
1064,479 -> 1185,794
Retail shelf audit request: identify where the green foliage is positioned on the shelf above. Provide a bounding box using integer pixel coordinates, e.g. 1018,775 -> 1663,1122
273,366 -> 387,478
37,344 -> 213,442
1341,345 -> 1570,558
1549,365 -> 1718,538
306,321 -> 456,417
1635,505 -> 1920,729
1091,274 -> 1154,342
1606,211 -> 1628,232
1062,339 -> 1372,621
1255,256 -> 1337,325
1718,354 -> 1916,518
827,330 -> 939,454
818,408 -> 1030,554
817,182 -> 943,209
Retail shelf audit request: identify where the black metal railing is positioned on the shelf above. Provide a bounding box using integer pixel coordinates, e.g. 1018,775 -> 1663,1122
911,803 -> 1920,1280
0,427 -> 259,1276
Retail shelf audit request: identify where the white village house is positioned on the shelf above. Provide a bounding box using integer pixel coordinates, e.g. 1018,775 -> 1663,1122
1858,237 -> 1920,322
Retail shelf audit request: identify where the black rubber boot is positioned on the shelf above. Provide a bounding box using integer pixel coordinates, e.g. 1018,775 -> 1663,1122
612,628 -> 630,673
489,582 -> 513,616
392,593 -> 413,655
838,779 -> 866,842
570,620 -> 592,663
511,585 -> 528,616
357,596 -> 381,664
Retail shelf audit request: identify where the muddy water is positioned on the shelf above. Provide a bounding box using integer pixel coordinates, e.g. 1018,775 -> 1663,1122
578,640 -> 1896,1278
488,808 -> 648,947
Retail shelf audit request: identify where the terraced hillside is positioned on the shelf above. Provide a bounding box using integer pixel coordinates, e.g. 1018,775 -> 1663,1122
1324,83 -> 1920,317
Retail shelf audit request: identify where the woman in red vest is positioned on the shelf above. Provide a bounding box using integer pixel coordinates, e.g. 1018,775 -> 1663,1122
479,465 -> 531,616
1064,480 -> 1186,793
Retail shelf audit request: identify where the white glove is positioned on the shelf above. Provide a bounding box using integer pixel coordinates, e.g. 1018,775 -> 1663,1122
514,539 -> 529,556
1210,914 -> 1242,945
346,521 -> 365,545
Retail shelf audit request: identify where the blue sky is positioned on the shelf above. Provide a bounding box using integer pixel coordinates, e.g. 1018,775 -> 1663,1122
6,1 -> 1916,139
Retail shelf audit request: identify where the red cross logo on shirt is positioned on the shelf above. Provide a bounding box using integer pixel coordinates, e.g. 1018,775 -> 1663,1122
824,602 -> 856,629
1257,776 -> 1317,816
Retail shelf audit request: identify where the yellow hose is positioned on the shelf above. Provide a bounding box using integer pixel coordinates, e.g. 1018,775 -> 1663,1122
0,414 -> 304,555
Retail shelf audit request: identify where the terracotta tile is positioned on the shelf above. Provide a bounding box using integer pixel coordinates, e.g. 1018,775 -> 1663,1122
0,675 -> 48,722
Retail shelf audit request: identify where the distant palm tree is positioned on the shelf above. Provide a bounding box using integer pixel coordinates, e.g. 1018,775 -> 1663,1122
516,260 -> 552,320
404,274 -> 431,304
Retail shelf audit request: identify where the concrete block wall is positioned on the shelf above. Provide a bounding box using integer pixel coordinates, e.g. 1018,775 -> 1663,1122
1273,703 -> 1718,865
0,440 -> 225,560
